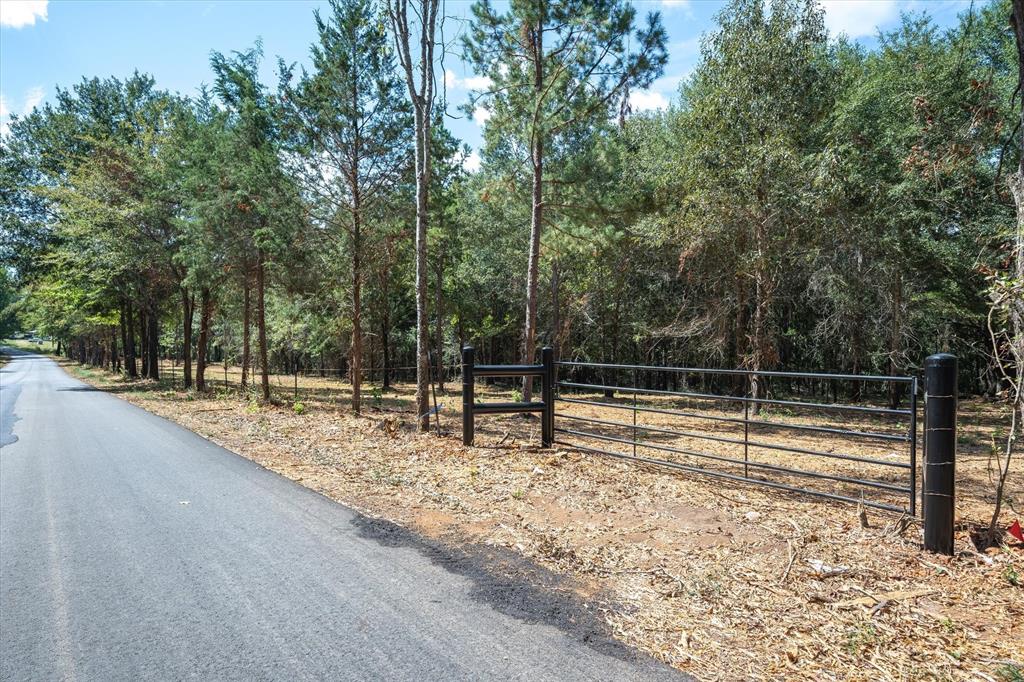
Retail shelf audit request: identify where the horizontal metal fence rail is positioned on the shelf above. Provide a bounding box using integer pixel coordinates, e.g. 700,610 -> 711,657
557,380 -> 912,416
557,396 -> 911,442
557,360 -> 915,383
553,362 -> 919,515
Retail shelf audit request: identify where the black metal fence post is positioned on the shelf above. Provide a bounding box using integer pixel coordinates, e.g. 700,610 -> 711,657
541,347 -> 553,447
462,346 -> 475,446
924,353 -> 957,555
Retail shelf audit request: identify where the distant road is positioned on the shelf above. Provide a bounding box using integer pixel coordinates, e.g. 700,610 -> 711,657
0,350 -> 683,681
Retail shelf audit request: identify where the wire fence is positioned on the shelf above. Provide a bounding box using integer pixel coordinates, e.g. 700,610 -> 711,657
155,357 -> 462,405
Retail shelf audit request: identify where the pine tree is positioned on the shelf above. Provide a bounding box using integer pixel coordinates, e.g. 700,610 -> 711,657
462,0 -> 667,399
279,0 -> 411,414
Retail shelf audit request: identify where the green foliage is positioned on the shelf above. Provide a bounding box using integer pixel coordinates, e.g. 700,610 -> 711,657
463,0 -> 667,158
0,0 -> 1016,399
996,662 -> 1024,682
0,269 -> 21,339
1004,565 -> 1021,587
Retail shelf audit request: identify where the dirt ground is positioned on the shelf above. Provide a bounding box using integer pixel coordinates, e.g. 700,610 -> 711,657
63,359 -> 1022,681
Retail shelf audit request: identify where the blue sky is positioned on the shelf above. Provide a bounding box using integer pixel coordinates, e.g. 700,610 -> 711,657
1,0 -> 973,167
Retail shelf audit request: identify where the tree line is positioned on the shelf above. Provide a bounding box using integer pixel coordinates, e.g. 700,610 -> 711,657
1,0 -> 1021,419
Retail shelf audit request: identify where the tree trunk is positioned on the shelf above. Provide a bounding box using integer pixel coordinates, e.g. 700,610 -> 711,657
119,306 -> 128,375
750,283 -> 767,417
181,287 -> 194,390
434,256 -> 444,391
748,214 -> 775,417
147,303 -> 159,381
522,150 -> 544,401
388,0 -> 438,431
522,17 -> 544,402
851,320 -> 864,402
139,306 -> 150,378
382,300 -> 391,390
604,271 -> 622,399
256,251 -> 270,401
551,258 -> 560,360
242,268 -> 251,389
196,287 -> 213,392
457,309 -> 465,354
888,271 -> 903,409
351,190 -> 363,414
524,136 -> 548,393
124,302 -> 137,378
111,325 -> 119,372
414,105 -> 431,430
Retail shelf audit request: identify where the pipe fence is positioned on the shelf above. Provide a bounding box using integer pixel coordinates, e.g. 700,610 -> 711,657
552,361 -> 919,515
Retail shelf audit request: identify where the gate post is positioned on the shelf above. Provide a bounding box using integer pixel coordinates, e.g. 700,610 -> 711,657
924,353 -> 957,555
541,346 -> 553,447
462,346 -> 475,446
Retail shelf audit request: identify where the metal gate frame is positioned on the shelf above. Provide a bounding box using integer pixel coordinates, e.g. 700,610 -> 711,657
461,346 -> 554,447
552,361 -> 918,515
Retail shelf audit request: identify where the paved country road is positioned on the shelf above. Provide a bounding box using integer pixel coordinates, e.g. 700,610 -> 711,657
0,350 -> 685,681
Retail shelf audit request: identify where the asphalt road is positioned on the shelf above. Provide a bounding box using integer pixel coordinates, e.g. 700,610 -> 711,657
0,350 -> 684,681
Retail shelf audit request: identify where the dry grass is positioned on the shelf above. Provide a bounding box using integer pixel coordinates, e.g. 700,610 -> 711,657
66,360 -> 1023,681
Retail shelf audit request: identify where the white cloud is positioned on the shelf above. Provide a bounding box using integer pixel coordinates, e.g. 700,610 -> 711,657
462,75 -> 492,90
463,150 -> 481,172
22,85 -> 43,114
821,0 -> 900,39
660,0 -> 691,9
472,107 -> 491,126
629,90 -> 670,112
624,72 -> 685,115
444,69 -> 492,92
0,86 -> 44,138
0,0 -> 48,29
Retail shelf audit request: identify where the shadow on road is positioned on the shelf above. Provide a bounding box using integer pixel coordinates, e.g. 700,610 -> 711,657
350,514 -> 680,674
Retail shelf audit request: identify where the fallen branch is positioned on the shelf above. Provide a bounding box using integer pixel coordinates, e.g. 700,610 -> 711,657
780,539 -> 799,583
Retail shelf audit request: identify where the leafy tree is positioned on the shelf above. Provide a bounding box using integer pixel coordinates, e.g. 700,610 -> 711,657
462,0 -> 667,398
987,0 -> 1023,541
387,0 -> 441,430
211,44 -> 302,400
671,0 -> 834,408
279,0 -> 411,412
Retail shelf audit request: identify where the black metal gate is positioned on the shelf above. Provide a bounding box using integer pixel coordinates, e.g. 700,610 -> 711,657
552,362 -> 919,515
